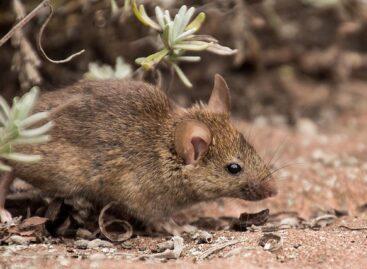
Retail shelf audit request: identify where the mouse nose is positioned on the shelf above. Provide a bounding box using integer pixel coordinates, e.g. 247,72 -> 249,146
241,177 -> 278,201
261,177 -> 278,198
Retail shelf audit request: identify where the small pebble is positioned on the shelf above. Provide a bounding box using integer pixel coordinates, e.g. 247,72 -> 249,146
7,235 -> 31,245
75,239 -> 89,249
121,241 -> 134,249
88,239 -> 114,249
191,230 -> 213,244
296,118 -> 318,135
75,239 -> 114,249
156,240 -> 174,253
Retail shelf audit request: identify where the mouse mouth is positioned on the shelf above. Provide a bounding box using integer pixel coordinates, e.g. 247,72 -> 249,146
240,183 -> 278,201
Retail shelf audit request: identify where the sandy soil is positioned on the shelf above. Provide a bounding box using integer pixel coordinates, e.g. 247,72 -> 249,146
1,111 -> 367,269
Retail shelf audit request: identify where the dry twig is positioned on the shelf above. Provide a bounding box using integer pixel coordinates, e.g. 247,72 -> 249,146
10,0 -> 42,91
138,236 -> 184,260
0,0 -> 85,64
37,2 -> 85,64
197,238 -> 246,260
0,0 -> 49,47
339,225 -> 367,231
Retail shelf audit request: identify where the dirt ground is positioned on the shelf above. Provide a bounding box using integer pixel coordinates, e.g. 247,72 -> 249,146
1,105 -> 367,269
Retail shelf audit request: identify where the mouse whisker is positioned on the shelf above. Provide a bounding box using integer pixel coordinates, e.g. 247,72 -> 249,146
261,161 -> 300,182
265,135 -> 289,169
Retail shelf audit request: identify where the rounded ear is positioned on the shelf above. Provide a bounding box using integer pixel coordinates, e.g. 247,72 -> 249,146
208,74 -> 231,114
174,120 -> 212,165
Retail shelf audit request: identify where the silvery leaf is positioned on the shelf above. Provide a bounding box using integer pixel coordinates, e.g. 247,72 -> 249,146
175,56 -> 201,62
155,6 -> 165,29
13,135 -> 51,145
0,161 -> 12,172
0,153 -> 42,163
207,43 -> 238,55
19,121 -> 54,137
174,41 -> 211,51
20,112 -> 50,128
173,64 -> 192,88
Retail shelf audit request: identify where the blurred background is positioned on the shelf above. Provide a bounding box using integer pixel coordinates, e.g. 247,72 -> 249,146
1,0 -> 367,125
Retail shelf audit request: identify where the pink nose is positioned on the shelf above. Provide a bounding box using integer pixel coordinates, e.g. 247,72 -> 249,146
262,177 -> 278,198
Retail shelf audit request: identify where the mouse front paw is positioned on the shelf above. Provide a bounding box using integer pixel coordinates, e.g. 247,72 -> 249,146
0,208 -> 12,223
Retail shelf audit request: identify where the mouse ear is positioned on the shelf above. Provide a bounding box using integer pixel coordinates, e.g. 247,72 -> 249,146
175,120 -> 212,165
208,74 -> 231,114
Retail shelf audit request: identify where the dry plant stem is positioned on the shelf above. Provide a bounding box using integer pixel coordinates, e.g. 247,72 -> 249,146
198,238 -> 247,260
0,0 -> 85,63
339,225 -> 367,231
38,2 -> 85,63
0,172 -> 15,223
232,0 -> 247,65
0,0 -> 49,47
138,236 -> 184,260
0,172 -> 14,209
13,0 -> 26,21
11,0 -> 42,90
6,190 -> 40,201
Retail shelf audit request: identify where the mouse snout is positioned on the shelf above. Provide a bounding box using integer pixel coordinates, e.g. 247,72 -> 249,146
241,176 -> 278,201
260,176 -> 278,199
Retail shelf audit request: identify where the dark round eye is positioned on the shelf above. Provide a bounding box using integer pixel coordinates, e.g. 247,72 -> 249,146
226,163 -> 242,175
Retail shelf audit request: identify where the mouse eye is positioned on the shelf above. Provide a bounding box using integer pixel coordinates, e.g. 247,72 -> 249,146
226,163 -> 242,175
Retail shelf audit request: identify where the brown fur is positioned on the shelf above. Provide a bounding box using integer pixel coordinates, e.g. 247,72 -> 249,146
10,78 -> 277,223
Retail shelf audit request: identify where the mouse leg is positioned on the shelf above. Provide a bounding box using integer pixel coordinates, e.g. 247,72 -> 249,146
0,171 -> 15,223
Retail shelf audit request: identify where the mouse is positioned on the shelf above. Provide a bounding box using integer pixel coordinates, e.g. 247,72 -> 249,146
0,74 -> 277,233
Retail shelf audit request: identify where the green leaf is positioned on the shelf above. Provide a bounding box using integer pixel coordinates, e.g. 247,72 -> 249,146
173,64 -> 192,88
0,111 -> 6,125
190,35 -> 218,43
207,43 -> 238,55
0,95 -> 10,117
138,49 -> 169,70
172,6 -> 186,40
14,87 -> 39,121
185,12 -> 205,31
175,56 -> 201,62
19,121 -> 54,138
161,24 -> 170,48
13,135 -> 51,145
139,4 -> 161,30
0,144 -> 11,154
168,21 -> 175,47
0,86 -> 53,171
111,0 -> 120,16
0,161 -> 12,172
179,7 -> 195,33
124,0 -> 131,12
173,41 -> 211,51
20,112 -> 50,128
132,1 -> 161,30
155,6 -> 165,29
135,57 -> 145,65
0,152 -> 42,163
176,28 -> 196,42
163,10 -> 172,24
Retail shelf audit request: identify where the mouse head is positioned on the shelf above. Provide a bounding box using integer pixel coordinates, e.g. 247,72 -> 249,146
174,74 -> 277,202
